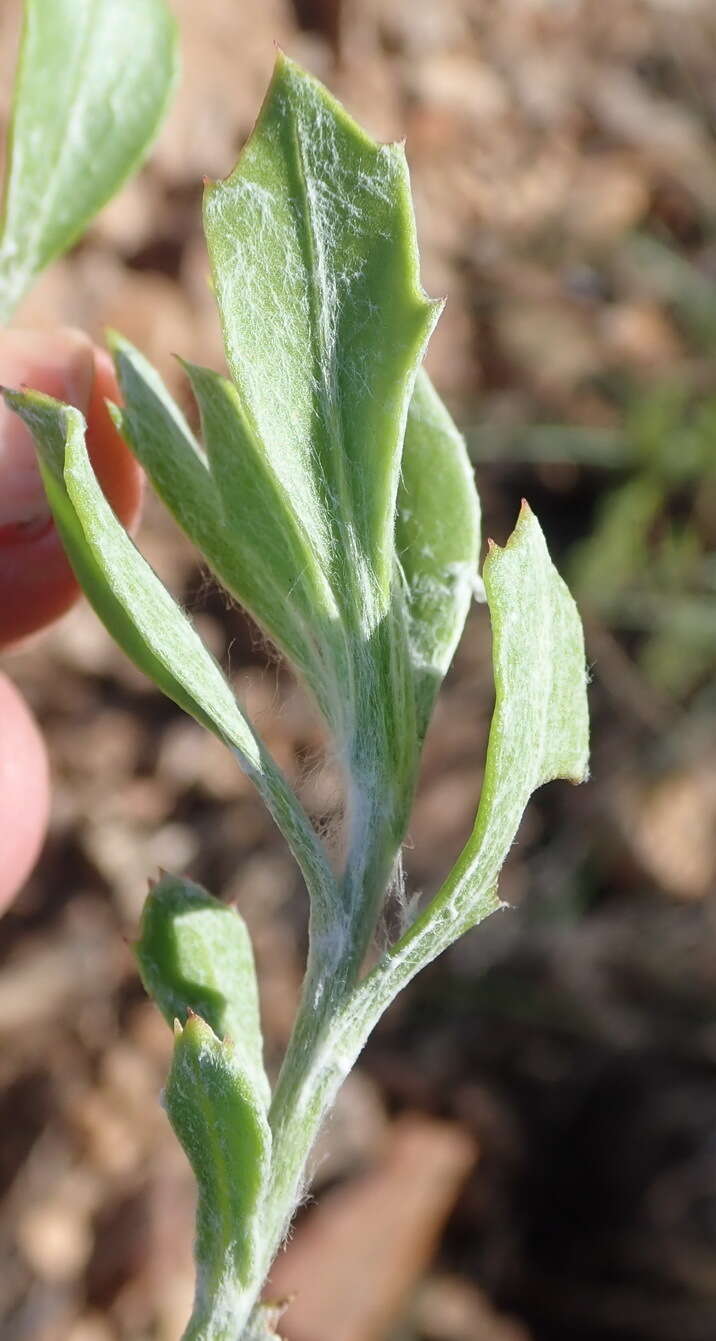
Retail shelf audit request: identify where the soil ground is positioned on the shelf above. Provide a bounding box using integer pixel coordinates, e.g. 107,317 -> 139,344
0,2 -> 715,1339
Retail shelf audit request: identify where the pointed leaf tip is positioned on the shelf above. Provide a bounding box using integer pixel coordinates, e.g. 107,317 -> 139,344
203,55 -> 439,614
166,1011 -> 272,1313
136,873 -> 270,1108
448,504 -> 588,923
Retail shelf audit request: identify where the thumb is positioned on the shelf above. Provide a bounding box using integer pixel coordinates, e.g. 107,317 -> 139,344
0,327 -> 143,649
0,328 -> 94,527
0,671 -> 50,911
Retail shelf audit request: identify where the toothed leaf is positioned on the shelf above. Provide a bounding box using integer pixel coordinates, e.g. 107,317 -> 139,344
203,52 -> 439,619
479,502 -> 590,798
110,59 -> 449,905
349,503 -> 590,1019
451,502 -> 589,923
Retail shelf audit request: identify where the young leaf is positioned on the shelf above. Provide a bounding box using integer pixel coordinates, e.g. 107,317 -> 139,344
166,1016 -> 271,1336
183,359 -> 341,679
437,499 -> 589,920
2,389 -> 337,927
109,54 -> 450,934
204,52 -> 439,621
270,502 -> 589,1244
347,502 -> 589,1017
202,55 -> 449,934
0,0 -> 177,320
136,875 -> 270,1109
107,333 -> 420,938
477,500 -> 590,807
396,370 -> 481,739
108,332 -> 344,720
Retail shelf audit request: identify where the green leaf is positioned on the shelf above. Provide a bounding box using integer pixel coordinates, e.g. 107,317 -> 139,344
183,359 -> 341,687
350,502 -> 589,1011
136,874 -> 270,1109
261,503 -> 589,1340
203,52 -> 439,622
0,0 -> 177,321
108,332 -> 343,720
470,501 -> 589,860
110,56 -> 450,939
2,389 -> 337,928
397,370 -> 481,739
3,391 -> 260,755
166,1015 -> 271,1336
201,55 -> 446,933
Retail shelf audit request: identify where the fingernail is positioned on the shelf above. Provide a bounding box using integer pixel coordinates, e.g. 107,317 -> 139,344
0,328 -> 94,527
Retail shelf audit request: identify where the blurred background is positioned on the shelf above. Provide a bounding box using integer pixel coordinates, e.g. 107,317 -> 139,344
1,1 -> 715,1338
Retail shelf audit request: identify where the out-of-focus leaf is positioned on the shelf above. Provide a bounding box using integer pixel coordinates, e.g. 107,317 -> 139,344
465,422 -> 628,468
397,370 -> 481,738
136,875 -> 270,1108
570,476 -> 664,609
0,0 -> 177,319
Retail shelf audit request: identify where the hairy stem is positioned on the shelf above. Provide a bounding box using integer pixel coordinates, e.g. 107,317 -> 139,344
237,850 -> 503,1338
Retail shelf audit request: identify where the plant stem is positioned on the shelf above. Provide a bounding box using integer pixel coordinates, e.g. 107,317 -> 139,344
238,859 -> 502,1338
238,844 -> 397,1334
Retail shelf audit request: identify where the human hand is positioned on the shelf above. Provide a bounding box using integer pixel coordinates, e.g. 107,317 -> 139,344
0,328 -> 143,908
0,669 -> 50,912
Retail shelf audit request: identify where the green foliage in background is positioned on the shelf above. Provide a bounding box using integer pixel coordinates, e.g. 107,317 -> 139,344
469,375 -> 716,704
570,385 -> 716,698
